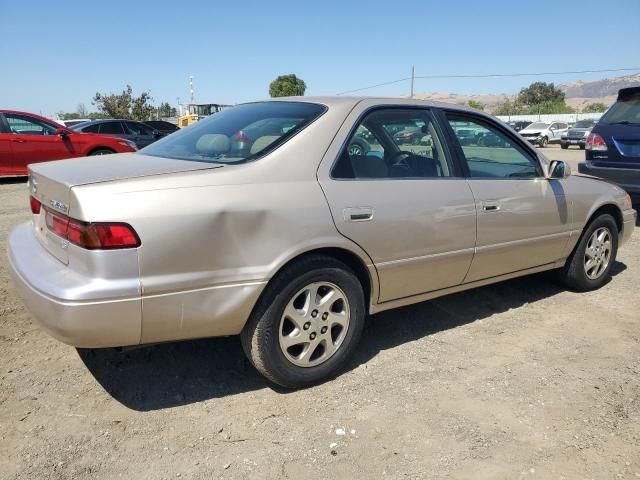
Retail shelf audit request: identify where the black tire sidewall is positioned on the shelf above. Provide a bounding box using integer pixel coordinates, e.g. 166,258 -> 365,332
247,261 -> 365,387
564,214 -> 618,291
90,149 -> 115,156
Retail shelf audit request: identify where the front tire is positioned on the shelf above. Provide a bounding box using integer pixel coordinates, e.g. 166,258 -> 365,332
539,136 -> 548,148
559,214 -> 618,292
241,255 -> 366,388
89,148 -> 115,156
560,142 -> 568,149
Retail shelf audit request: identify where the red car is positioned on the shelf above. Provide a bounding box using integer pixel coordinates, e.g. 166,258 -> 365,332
0,110 -> 137,176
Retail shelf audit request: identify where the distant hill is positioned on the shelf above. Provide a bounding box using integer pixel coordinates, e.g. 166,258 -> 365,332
410,73 -> 640,113
559,74 -> 640,98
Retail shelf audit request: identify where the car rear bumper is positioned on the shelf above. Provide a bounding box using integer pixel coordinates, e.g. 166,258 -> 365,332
578,162 -> 640,196
7,223 -> 142,348
561,138 -> 586,146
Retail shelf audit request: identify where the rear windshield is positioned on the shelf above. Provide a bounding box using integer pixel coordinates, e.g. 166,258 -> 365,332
599,96 -> 640,125
141,102 -> 326,164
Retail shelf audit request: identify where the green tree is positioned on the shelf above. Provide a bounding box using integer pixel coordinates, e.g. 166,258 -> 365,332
467,100 -> 484,111
492,99 -> 526,116
269,74 -> 306,97
158,102 -> 177,117
583,102 -> 608,113
517,82 -> 565,106
92,85 -> 154,120
529,101 -> 575,114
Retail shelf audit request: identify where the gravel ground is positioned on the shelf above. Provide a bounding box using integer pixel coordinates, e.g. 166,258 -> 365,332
1,153 -> 639,479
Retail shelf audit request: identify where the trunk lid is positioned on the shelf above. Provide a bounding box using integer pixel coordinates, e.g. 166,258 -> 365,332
29,153 -> 221,187
28,153 -> 221,264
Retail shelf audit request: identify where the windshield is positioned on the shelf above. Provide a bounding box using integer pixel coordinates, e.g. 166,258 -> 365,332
142,102 -> 326,163
600,96 -> 640,125
573,120 -> 596,128
527,122 -> 549,129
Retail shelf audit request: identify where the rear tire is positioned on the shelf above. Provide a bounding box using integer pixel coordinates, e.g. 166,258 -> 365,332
241,255 -> 366,388
559,214 -> 618,292
89,148 -> 115,156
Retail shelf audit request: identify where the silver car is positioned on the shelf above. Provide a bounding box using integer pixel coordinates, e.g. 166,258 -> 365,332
7,97 -> 636,388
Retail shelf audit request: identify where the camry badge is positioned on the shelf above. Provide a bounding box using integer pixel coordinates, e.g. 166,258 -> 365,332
49,199 -> 69,214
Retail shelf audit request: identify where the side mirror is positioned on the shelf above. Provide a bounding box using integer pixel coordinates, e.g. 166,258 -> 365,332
548,160 -> 571,179
153,131 -> 163,138
56,127 -> 70,136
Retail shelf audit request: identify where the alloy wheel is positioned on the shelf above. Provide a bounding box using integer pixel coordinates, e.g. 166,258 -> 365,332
278,282 -> 350,367
584,227 -> 612,280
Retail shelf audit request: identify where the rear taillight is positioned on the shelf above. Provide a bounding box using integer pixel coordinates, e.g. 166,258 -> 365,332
44,208 -> 140,250
30,196 -> 41,214
586,133 -> 608,151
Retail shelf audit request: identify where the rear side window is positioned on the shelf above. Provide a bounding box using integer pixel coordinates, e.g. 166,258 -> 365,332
332,108 -> 453,179
142,102 -> 326,164
81,123 -> 100,133
447,114 -> 542,179
99,122 -> 125,135
600,95 -> 640,125
125,122 -> 154,135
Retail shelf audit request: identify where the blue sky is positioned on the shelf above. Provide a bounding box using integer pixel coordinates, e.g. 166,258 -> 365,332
2,0 -> 639,116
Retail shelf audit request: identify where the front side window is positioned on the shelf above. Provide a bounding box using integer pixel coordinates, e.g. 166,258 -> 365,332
142,102 -> 326,164
332,108 -> 453,179
5,114 -> 57,136
99,122 -> 125,135
447,114 -> 542,179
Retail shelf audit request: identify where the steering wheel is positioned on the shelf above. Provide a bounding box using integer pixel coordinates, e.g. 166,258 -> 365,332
389,150 -> 413,168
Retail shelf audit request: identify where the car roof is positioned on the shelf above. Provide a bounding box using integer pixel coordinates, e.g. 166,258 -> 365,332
79,119 -> 136,123
246,96 -> 484,113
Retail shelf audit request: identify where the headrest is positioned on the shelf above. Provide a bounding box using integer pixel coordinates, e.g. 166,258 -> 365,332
195,134 -> 230,154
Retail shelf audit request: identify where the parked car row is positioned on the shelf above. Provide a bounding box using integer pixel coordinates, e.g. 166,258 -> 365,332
0,111 -> 137,176
1,112 -> 181,176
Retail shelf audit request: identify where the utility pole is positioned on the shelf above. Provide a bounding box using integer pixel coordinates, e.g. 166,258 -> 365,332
410,65 -> 415,98
189,76 -> 195,104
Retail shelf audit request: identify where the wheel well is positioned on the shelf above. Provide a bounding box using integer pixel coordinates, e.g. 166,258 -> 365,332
274,248 -> 373,307
588,204 -> 623,232
88,147 -> 115,155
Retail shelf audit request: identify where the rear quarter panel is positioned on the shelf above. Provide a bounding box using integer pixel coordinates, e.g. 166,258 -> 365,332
68,100 -> 377,343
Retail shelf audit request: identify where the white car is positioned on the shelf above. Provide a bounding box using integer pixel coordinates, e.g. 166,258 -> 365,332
518,121 -> 569,148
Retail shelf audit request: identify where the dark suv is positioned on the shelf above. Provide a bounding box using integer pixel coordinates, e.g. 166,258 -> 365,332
73,119 -> 163,149
579,87 -> 640,201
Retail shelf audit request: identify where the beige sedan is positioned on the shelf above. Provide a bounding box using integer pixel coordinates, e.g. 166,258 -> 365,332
8,97 -> 636,388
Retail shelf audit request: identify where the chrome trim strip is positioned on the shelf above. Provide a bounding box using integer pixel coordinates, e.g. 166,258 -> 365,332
376,247 -> 474,268
141,280 -> 269,299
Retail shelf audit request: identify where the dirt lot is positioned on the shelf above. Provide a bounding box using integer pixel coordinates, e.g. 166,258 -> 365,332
1,149 -> 639,479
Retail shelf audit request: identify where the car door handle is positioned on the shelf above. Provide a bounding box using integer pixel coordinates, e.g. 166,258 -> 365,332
344,207 -> 374,222
11,138 -> 26,143
481,201 -> 501,212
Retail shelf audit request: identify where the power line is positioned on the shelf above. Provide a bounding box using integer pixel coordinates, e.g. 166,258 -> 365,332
336,67 -> 640,95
